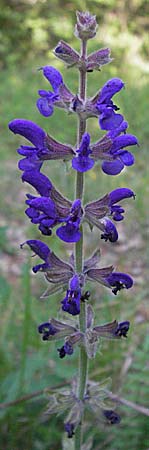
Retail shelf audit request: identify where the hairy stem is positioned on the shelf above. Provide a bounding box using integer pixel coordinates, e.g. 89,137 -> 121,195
75,39 -> 88,450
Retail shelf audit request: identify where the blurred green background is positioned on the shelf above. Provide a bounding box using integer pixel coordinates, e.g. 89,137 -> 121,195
0,0 -> 149,449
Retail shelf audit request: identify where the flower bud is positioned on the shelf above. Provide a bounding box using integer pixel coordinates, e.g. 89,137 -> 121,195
75,11 -> 97,40
54,40 -> 80,67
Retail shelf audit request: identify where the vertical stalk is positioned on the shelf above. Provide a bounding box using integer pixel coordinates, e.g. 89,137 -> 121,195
75,39 -> 88,450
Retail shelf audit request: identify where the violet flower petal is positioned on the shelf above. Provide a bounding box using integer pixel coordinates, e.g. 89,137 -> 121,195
119,151 -> 135,166
99,78 -> 125,103
101,219 -> 118,242
102,159 -> 124,175
9,119 -> 46,149
109,188 -> 135,204
56,224 -> 81,243
36,98 -> 54,117
22,170 -> 52,196
41,66 -> 63,90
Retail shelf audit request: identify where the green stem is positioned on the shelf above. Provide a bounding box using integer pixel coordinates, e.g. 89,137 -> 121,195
74,39 -> 88,450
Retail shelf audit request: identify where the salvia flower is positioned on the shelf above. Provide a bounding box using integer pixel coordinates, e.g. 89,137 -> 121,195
96,78 -> 124,131
56,199 -> 83,243
25,185 -> 83,242
72,133 -> 95,172
109,187 -> 135,221
57,332 -> 83,358
58,342 -> 74,358
21,240 -> 74,282
37,66 -> 74,117
84,187 -> 135,241
20,239 -> 51,273
25,195 -> 57,236
113,320 -> 130,337
106,272 -> 133,295
93,319 -> 130,339
64,400 -> 84,438
102,132 -> 138,175
61,274 -> 82,316
90,129 -> 138,176
103,409 -> 121,425
85,265 -> 133,294
100,218 -> 118,243
38,318 -> 77,341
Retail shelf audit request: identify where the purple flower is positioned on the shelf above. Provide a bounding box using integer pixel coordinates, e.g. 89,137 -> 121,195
109,187 -> 135,221
72,133 -> 95,172
84,187 -> 135,242
114,321 -> 130,337
25,195 -> 58,236
106,272 -> 133,295
38,322 -> 58,340
86,265 -> 133,294
25,190 -> 83,243
21,239 -> 74,289
97,78 -> 124,130
38,318 -> 77,342
20,239 -> 51,273
22,171 -> 52,196
93,319 -> 130,339
8,119 -> 53,194
101,219 -> 118,242
57,342 -> 74,358
37,66 -> 63,117
103,410 -> 121,425
64,423 -> 75,438
61,274 -> 81,315
102,133 -> 138,175
56,199 -> 83,243
9,119 -> 46,150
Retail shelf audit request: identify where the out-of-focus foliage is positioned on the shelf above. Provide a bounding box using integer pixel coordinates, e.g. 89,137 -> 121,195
0,0 -> 148,67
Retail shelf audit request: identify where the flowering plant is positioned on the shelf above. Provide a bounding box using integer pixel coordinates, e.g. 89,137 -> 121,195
9,10 -> 138,450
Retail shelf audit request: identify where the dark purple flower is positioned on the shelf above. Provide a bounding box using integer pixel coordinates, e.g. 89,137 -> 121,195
25,191 -> 83,243
38,318 -> 76,342
22,171 -> 52,196
106,272 -> 133,295
57,341 -> 74,358
72,133 -> 95,172
25,195 -> 58,235
38,322 -> 57,340
37,66 -> 63,117
114,321 -> 130,337
20,239 -> 51,273
103,410 -> 121,425
84,187 -> 135,242
107,120 -> 128,138
96,78 -> 124,130
102,134 -> 138,175
9,119 -> 46,150
93,319 -> 130,340
86,265 -> 133,294
61,274 -> 81,315
64,422 -> 75,438
101,219 -> 118,242
56,199 -> 82,243
109,187 -> 135,221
